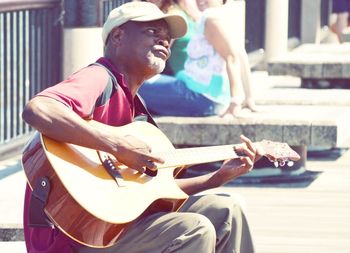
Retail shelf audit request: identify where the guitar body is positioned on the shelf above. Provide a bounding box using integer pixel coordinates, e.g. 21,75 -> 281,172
22,121 -> 188,248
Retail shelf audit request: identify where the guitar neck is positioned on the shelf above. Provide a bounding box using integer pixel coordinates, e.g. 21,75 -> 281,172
155,144 -> 240,168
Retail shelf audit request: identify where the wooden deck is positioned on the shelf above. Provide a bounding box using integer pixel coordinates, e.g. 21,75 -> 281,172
0,149 -> 349,252
206,149 -> 350,253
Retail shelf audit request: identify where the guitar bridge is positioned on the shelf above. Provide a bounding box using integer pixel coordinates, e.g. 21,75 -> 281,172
98,151 -> 126,187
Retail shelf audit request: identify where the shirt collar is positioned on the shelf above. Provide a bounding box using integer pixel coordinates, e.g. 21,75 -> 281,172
96,57 -> 135,110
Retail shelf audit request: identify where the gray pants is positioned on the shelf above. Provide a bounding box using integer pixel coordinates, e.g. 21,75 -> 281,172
80,194 -> 255,253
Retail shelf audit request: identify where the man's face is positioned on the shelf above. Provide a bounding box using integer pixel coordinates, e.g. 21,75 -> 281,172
118,20 -> 171,75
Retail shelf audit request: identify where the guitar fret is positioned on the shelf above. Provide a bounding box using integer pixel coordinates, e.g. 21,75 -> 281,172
155,145 -> 238,168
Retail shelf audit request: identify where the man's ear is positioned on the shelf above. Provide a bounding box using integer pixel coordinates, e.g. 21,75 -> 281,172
108,27 -> 124,46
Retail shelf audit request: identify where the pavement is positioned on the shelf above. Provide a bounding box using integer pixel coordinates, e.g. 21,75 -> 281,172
0,155 -> 26,252
0,72 -> 350,252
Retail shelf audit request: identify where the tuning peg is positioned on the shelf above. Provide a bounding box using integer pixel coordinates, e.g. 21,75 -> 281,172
287,161 -> 294,167
279,161 -> 285,167
274,161 -> 279,167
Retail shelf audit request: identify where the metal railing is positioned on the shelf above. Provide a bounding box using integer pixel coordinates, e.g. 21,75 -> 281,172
100,0 -> 129,25
245,0 -> 302,52
245,0 -> 331,53
0,0 -> 63,151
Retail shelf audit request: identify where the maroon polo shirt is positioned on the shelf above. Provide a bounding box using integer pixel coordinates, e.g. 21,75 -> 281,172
23,57 -> 139,252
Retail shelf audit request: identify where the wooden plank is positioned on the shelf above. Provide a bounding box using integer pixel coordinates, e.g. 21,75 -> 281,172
205,149 -> 350,253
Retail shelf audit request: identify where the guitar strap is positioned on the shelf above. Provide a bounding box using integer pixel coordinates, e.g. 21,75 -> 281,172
29,177 -> 54,228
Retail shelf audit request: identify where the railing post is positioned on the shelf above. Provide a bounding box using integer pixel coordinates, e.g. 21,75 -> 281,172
62,0 -> 130,78
301,0 -> 322,43
62,0 -> 104,78
264,0 -> 289,62
0,0 -> 63,149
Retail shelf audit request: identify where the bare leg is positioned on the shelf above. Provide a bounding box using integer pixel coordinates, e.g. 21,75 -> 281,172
237,50 -> 259,112
334,12 -> 349,43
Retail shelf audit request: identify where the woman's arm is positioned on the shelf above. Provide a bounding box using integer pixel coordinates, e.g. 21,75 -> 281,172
204,14 -> 244,116
181,0 -> 202,21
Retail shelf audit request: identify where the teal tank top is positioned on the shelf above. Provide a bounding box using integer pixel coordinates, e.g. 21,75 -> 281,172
176,13 -> 230,105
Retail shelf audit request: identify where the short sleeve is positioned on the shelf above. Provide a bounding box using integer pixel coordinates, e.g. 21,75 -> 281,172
37,65 -> 110,118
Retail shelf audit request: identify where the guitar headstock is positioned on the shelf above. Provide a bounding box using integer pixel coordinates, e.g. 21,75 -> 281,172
259,140 -> 300,167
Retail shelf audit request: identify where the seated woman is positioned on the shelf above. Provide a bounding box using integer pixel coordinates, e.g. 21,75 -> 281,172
139,0 -> 258,117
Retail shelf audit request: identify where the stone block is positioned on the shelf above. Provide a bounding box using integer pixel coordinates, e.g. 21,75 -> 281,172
155,105 -> 350,150
254,124 -> 283,142
341,63 -> 350,78
267,62 -> 290,76
287,63 -> 306,77
283,123 -> 310,146
0,228 -> 24,241
302,63 -> 323,78
323,63 -> 343,78
311,122 -> 337,147
267,43 -> 350,79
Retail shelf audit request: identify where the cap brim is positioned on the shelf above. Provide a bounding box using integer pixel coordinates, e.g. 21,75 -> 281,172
132,13 -> 187,39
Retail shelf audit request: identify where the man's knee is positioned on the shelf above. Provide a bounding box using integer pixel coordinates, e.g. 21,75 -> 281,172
202,193 -> 246,212
164,213 -> 216,252
175,213 -> 216,239
193,213 -> 216,238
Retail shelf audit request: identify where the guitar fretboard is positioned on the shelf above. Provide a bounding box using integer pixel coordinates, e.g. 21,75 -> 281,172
154,145 -> 239,168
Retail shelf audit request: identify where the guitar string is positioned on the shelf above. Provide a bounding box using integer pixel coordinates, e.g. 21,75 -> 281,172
154,145 -> 238,168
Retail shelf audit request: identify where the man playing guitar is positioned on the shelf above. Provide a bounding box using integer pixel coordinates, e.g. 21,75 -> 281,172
22,2 -> 264,253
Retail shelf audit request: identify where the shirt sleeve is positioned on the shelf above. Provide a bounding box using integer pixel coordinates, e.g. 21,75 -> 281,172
37,65 -> 110,118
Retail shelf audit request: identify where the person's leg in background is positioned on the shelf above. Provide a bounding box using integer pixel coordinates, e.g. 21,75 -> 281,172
331,0 -> 350,43
138,74 -> 224,116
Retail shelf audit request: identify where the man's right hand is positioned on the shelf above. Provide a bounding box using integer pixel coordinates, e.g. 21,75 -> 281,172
110,135 -> 164,174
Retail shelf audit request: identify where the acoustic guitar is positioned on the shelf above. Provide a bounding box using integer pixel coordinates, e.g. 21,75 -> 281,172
22,120 -> 300,248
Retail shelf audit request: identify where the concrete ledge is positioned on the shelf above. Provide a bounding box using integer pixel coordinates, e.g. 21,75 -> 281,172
155,105 -> 350,148
342,27 -> 350,42
254,83 -> 350,106
0,229 -> 23,242
268,43 -> 350,80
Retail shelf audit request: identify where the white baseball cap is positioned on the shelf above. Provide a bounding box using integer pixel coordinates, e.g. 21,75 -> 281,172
102,2 -> 187,45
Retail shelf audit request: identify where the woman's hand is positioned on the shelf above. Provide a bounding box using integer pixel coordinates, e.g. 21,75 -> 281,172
220,102 -> 242,118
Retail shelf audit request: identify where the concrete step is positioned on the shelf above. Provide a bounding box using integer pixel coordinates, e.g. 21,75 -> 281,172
155,105 -> 350,148
251,71 -> 350,106
267,43 -> 350,80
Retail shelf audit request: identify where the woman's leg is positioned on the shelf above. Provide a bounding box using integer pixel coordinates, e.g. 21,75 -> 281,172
334,12 -> 349,43
331,0 -> 350,43
138,74 -> 223,116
